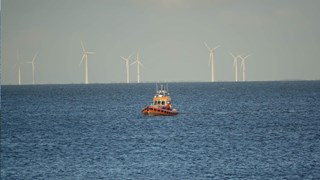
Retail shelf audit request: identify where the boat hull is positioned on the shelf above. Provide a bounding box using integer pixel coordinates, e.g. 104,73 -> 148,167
142,106 -> 178,116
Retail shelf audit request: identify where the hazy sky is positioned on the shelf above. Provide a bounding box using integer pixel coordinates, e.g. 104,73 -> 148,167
1,0 -> 320,84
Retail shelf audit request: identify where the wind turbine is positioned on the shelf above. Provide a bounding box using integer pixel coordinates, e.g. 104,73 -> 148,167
131,49 -> 144,83
231,53 -> 241,82
120,53 -> 133,83
80,40 -> 95,84
15,49 -> 22,85
26,52 -> 38,84
240,54 -> 251,81
204,42 -> 220,82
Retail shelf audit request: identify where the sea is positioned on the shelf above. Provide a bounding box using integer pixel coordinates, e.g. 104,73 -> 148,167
1,81 -> 320,179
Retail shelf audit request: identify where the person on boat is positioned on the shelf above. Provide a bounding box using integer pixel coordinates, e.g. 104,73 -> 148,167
166,102 -> 172,110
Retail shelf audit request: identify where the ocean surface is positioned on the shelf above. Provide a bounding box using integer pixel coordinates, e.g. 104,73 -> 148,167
1,81 -> 320,179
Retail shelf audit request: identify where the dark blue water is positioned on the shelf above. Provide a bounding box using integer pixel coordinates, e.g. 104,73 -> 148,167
1,82 -> 320,179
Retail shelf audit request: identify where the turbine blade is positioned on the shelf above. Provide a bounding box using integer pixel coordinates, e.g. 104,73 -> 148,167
139,61 -> 144,68
128,53 -> 133,60
204,42 -> 211,51
213,45 -> 221,50
243,54 -> 252,59
86,51 -> 96,55
137,49 -> 140,60
121,53 -> 133,62
131,60 -> 137,66
17,49 -> 20,62
230,53 -> 236,59
79,55 -> 85,66
81,40 -> 85,52
32,52 -> 38,63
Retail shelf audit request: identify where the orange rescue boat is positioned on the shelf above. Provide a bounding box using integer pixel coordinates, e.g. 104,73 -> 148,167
142,84 -> 178,116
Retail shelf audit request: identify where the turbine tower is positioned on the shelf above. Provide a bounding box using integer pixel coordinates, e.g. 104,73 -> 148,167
120,54 -> 133,83
26,52 -> 38,84
80,40 -> 95,84
231,53 -> 240,82
240,54 -> 251,81
15,49 -> 22,85
204,42 -> 220,82
131,49 -> 144,83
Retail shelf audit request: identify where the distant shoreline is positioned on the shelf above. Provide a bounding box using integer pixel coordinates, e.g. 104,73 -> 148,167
2,80 -> 320,86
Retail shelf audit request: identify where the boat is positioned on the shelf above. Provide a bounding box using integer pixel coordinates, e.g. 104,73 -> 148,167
142,84 -> 178,116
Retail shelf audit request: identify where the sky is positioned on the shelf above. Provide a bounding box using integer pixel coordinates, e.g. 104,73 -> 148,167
1,0 -> 320,85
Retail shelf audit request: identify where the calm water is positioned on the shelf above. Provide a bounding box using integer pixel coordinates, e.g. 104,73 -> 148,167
1,82 -> 320,179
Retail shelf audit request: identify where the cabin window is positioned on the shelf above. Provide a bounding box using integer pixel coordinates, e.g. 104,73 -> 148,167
162,101 -> 165,105
157,101 -> 161,105
154,101 -> 157,105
